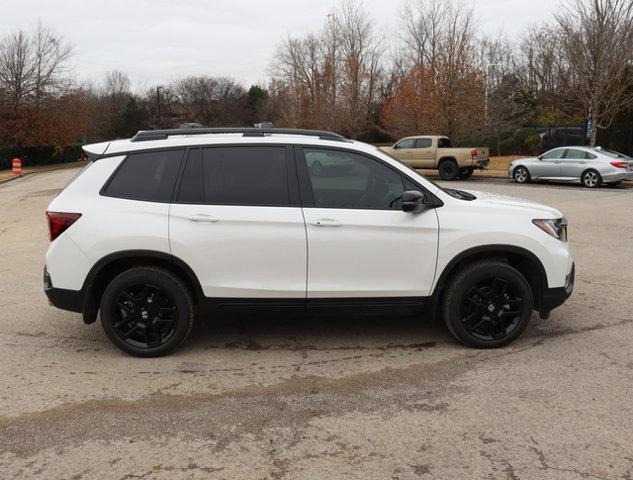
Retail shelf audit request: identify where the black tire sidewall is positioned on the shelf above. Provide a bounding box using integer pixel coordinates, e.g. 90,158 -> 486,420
439,161 -> 459,180
100,268 -> 193,357
443,262 -> 533,348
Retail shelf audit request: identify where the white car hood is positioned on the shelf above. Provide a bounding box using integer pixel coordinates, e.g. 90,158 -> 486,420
464,190 -> 563,218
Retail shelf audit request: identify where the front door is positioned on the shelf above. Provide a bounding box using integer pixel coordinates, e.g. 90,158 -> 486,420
297,146 -> 439,299
532,148 -> 565,179
169,145 -> 307,299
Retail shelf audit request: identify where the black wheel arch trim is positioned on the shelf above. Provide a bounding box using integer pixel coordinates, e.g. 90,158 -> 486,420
429,244 -> 550,315
80,250 -> 205,324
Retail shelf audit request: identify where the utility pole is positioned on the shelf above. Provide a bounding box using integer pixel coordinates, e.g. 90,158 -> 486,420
484,63 -> 497,125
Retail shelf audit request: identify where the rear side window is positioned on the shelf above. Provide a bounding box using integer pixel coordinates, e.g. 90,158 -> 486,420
177,146 -> 289,206
103,149 -> 183,202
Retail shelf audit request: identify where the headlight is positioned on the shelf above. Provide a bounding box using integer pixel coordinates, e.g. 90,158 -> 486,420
532,218 -> 568,241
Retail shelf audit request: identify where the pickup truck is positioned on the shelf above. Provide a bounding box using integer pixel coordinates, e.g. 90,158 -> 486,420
380,135 -> 489,180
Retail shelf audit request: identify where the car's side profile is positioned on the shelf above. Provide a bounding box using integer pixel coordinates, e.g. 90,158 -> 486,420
509,146 -> 633,187
45,128 -> 574,356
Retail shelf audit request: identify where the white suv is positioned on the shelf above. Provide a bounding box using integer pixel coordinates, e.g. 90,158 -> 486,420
44,127 -> 574,356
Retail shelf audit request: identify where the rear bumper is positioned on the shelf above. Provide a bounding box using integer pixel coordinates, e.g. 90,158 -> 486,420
540,263 -> 574,315
601,171 -> 633,182
477,159 -> 489,169
44,266 -> 84,313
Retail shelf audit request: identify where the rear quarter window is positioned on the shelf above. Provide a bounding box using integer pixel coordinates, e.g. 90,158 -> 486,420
102,149 -> 184,203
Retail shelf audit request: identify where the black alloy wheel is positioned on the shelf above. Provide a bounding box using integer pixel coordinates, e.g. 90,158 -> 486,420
439,160 -> 459,180
112,283 -> 178,349
460,277 -> 523,341
100,267 -> 194,357
442,260 -> 533,348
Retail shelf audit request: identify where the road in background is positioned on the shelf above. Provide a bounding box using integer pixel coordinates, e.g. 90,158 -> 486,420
1,169 -> 632,479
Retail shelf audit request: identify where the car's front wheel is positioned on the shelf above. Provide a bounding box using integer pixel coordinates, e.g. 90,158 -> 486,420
512,166 -> 530,184
442,260 -> 533,348
100,266 -> 194,357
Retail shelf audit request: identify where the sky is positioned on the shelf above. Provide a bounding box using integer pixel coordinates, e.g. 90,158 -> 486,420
0,0 -> 558,91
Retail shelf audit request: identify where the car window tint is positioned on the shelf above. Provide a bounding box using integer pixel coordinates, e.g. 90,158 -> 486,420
177,148 -> 203,203
202,146 -> 289,206
303,148 -> 404,210
396,139 -> 415,149
563,149 -> 584,159
438,138 -> 452,148
103,149 -> 183,202
415,138 -> 432,148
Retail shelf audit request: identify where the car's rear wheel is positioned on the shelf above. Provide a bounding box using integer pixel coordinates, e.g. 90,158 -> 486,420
459,167 -> 475,179
512,166 -> 530,183
442,260 -> 533,348
100,266 -> 194,357
581,169 -> 601,188
439,159 -> 460,180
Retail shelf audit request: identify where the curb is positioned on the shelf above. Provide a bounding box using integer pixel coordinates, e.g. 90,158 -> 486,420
0,162 -> 87,186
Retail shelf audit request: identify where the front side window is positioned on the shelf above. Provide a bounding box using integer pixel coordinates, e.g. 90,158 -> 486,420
395,139 -> 415,149
103,149 -> 183,202
303,148 -> 405,210
542,149 -> 566,160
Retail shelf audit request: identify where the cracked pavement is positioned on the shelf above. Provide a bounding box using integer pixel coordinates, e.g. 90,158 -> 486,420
1,170 -> 632,479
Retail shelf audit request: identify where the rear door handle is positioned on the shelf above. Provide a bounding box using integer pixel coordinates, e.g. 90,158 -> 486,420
311,218 -> 342,227
187,214 -> 219,223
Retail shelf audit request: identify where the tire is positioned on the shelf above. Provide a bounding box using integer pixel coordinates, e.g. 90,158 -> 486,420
581,169 -> 601,188
459,167 -> 475,179
512,166 -> 530,184
442,260 -> 533,348
100,266 -> 194,357
438,159 -> 460,180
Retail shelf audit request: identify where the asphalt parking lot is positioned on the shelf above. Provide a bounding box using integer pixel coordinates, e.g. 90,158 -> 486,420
1,168 -> 632,480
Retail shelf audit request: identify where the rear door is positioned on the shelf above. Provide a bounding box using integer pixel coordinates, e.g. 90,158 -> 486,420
560,148 -> 595,181
413,137 -> 435,168
169,145 -> 307,299
297,146 -> 439,299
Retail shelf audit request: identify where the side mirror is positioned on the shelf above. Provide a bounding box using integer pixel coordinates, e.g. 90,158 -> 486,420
402,190 -> 425,213
393,143 -> 400,149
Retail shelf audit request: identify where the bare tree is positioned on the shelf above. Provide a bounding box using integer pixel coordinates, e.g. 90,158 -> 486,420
555,0 -> 633,145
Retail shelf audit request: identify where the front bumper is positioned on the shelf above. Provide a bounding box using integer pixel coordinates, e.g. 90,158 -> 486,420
540,262 -> 574,317
44,266 -> 84,313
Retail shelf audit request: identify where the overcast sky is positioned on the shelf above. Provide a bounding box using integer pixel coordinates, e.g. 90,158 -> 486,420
1,0 -> 558,91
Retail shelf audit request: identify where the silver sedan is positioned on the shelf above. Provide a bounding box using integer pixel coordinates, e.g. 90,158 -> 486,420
508,146 -> 633,188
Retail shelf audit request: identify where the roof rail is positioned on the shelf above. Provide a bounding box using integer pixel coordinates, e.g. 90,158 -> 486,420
130,127 -> 349,143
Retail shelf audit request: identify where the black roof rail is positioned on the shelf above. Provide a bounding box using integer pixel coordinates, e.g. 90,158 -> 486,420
130,127 -> 349,143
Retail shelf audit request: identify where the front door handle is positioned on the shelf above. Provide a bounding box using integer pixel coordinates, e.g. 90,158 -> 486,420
187,214 -> 219,223
311,218 -> 342,227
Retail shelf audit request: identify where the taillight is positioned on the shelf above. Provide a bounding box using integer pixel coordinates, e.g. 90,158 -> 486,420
46,212 -> 81,241
610,161 -> 629,169
470,148 -> 478,160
